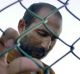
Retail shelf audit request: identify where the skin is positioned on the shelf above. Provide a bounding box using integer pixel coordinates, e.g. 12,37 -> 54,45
0,7 -> 62,74
0,28 -> 19,74
10,7 -> 61,74
18,7 -> 62,59
0,43 -> 8,74
0,28 -> 43,74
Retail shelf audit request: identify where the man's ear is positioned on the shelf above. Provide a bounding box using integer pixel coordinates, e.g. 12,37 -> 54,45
18,19 -> 26,33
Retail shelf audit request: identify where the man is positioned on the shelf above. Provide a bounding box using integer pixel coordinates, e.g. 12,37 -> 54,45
0,2 -> 62,74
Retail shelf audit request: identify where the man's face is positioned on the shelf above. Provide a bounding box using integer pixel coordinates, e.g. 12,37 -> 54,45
18,8 -> 62,59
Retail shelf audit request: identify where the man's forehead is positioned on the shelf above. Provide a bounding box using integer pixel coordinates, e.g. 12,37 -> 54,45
32,7 -> 62,36
37,10 -> 61,28
37,7 -> 53,18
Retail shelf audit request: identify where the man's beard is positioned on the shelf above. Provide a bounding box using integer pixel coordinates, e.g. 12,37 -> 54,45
19,42 -> 48,59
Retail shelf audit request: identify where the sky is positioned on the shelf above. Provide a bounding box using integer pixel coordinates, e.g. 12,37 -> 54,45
0,0 -> 80,74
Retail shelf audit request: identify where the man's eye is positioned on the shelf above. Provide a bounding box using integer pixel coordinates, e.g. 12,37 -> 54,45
35,29 -> 49,37
37,31 -> 48,37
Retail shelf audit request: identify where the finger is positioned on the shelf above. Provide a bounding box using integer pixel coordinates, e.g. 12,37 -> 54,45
1,28 -> 19,42
8,57 -> 42,74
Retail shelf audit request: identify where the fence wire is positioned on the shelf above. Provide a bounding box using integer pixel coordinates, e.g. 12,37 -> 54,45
0,0 -> 80,74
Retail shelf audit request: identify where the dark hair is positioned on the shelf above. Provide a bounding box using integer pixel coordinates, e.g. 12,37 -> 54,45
23,2 -> 62,27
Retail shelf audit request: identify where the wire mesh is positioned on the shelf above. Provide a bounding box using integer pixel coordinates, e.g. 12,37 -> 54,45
0,0 -> 80,74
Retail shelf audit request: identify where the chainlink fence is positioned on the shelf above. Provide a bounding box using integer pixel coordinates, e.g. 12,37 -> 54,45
0,0 -> 80,74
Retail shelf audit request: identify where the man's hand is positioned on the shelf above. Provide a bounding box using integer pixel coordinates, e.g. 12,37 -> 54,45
0,28 -> 44,74
0,28 -> 19,51
8,57 -> 44,74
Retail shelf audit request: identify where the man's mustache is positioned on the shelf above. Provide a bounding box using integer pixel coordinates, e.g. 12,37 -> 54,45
19,44 -> 47,59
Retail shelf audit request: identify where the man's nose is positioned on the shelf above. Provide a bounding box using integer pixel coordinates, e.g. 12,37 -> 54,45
41,37 -> 51,49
